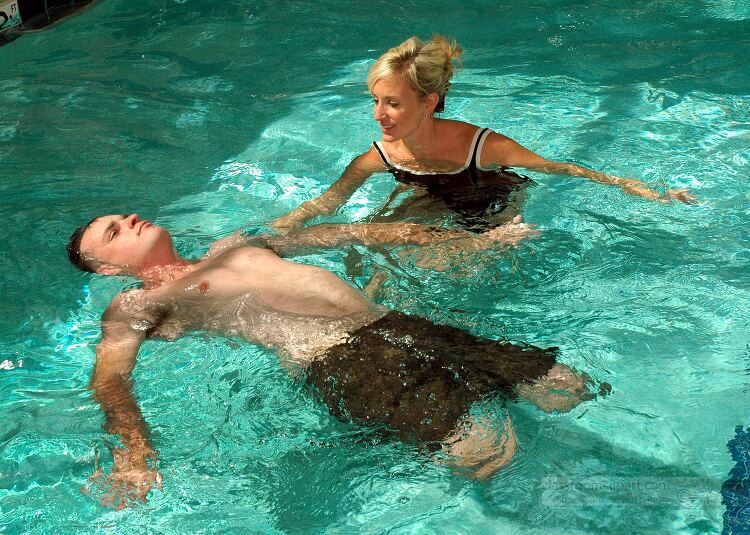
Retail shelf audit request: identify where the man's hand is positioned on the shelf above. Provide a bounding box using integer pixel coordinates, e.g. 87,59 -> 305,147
482,215 -> 541,245
400,215 -> 541,271
87,447 -> 162,510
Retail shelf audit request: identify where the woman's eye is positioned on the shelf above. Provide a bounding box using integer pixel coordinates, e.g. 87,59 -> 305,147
389,101 -> 398,107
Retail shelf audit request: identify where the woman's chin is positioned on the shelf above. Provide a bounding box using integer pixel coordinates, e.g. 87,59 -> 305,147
380,129 -> 398,142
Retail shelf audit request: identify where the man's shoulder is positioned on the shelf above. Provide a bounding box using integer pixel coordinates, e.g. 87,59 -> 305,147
103,288 -> 162,323
206,232 -> 274,259
98,289 -> 161,341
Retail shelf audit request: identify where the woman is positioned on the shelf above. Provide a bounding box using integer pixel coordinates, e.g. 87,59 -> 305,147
274,35 -> 695,233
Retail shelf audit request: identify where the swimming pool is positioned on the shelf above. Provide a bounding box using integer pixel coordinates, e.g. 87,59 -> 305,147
1,0 -> 749,532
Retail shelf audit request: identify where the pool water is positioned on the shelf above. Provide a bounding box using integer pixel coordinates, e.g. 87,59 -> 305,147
1,0 -> 749,532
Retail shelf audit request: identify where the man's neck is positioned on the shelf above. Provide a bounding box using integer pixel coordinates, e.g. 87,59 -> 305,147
137,259 -> 197,289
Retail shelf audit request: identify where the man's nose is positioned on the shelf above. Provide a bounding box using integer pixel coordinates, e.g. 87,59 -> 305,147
125,214 -> 140,227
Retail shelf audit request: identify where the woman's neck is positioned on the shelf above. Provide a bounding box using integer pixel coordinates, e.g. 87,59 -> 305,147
400,118 -> 439,159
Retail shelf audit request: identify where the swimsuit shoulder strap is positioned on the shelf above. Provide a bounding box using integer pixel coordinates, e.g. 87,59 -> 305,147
470,128 -> 492,170
372,141 -> 395,171
468,128 -> 491,184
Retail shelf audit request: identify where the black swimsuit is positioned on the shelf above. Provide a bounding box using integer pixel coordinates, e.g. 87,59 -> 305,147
372,128 -> 531,232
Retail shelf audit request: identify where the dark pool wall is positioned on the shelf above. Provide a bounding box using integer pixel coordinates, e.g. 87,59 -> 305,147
1,0 -> 98,46
723,426 -> 750,534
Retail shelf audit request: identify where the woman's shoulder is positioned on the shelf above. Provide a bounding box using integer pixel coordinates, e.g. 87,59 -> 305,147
343,145 -> 388,175
434,119 -> 488,151
436,119 -> 490,139
436,118 -> 481,132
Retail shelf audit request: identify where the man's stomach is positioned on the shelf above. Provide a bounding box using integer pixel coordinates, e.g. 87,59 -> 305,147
211,291 -> 387,363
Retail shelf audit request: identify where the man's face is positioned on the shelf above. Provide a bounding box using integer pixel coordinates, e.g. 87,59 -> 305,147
80,214 -> 175,273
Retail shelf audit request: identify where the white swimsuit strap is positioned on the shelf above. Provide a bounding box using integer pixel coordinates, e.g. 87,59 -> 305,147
474,128 -> 493,171
373,141 -> 396,168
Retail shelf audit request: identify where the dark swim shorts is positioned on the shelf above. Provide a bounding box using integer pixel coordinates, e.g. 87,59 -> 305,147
307,312 -> 557,446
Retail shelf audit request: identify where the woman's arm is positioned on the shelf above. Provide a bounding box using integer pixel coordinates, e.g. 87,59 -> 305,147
272,147 -> 387,232
482,132 -> 696,204
204,148 -> 387,257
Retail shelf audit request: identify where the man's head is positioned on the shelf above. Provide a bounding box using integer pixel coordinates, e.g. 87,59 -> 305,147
67,214 -> 177,275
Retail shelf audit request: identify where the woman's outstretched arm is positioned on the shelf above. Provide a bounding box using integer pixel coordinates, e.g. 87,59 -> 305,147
481,131 -> 696,204
272,147 -> 387,232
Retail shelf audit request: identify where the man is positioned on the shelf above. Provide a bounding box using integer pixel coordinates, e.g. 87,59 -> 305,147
68,213 -> 601,509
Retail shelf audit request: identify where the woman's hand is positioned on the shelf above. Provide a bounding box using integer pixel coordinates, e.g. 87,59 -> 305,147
663,188 -> 697,204
608,178 -> 698,204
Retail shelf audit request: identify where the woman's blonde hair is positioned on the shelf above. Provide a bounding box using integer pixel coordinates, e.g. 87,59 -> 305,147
367,35 -> 463,114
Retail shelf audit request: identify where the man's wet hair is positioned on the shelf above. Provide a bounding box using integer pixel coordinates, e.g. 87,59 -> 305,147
66,217 -> 98,273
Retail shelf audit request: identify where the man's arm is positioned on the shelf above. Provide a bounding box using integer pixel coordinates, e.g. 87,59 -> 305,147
88,296 -> 161,509
262,217 -> 538,258
482,132 -> 696,204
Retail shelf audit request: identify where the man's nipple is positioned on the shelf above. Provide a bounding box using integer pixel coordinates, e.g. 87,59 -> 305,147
186,281 -> 211,293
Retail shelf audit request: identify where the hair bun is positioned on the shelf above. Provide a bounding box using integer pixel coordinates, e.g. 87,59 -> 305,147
431,34 -> 463,66
368,35 -> 464,115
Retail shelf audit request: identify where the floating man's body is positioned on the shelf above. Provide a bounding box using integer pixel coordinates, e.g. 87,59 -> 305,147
67,214 -> 603,508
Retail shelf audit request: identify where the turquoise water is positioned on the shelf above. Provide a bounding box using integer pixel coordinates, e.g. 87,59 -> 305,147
1,0 -> 749,532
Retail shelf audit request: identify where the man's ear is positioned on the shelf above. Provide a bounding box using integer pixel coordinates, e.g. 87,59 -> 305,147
96,264 -> 122,276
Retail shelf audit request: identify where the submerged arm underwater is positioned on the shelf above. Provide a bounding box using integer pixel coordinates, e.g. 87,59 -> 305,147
263,220 -> 539,257
208,219 -> 540,260
271,149 -> 385,232
87,297 -> 161,509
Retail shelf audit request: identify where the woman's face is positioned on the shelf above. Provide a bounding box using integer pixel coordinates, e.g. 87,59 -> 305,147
371,74 -> 432,142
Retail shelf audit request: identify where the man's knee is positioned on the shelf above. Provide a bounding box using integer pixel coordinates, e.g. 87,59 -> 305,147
440,414 -> 518,479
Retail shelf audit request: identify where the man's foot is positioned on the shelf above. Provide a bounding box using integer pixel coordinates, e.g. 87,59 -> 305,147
515,364 -> 610,413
